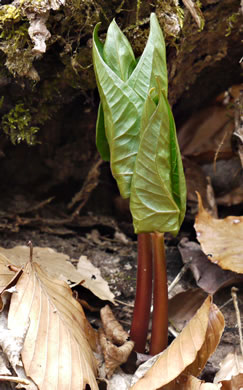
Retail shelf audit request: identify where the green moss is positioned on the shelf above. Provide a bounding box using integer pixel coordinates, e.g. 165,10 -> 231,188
0,3 -> 35,78
225,12 -> 239,36
1,103 -> 39,145
0,5 -> 21,24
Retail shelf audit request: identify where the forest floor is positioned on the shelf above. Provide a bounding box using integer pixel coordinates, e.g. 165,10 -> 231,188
0,195 -> 242,385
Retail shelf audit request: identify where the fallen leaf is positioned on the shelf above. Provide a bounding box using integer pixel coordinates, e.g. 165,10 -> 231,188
178,238 -> 243,294
77,256 -> 115,303
0,246 -> 115,303
178,85 -> 242,159
194,193 -> 243,273
173,374 -> 222,389
100,305 -> 129,345
106,367 -> 133,390
169,288 -> 207,331
214,352 -> 243,390
183,158 -> 217,217
99,328 -> 134,379
99,306 -> 134,378
7,261 -> 98,390
178,105 -> 232,159
130,296 -> 224,390
0,351 -> 11,375
0,253 -> 16,291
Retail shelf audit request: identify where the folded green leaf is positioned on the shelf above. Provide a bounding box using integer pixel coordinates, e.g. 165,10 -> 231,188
130,82 -> 186,235
93,23 -> 143,198
166,98 -> 187,228
96,19 -> 137,162
96,103 -> 110,161
103,19 -> 137,82
128,13 -> 168,99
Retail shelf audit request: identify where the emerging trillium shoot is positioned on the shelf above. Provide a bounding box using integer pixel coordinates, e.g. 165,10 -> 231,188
93,13 -> 186,354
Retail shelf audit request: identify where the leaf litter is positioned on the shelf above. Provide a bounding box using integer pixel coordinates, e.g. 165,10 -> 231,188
194,193 -> 243,274
130,296 -> 225,390
0,245 -> 115,303
3,258 -> 99,390
0,197 -> 242,388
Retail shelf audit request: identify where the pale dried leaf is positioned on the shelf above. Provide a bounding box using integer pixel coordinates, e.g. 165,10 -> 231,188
194,193 -> 243,273
106,368 -> 132,390
0,351 -> 11,375
99,328 -> 134,378
100,305 -> 129,344
8,261 -> 98,390
214,353 -> 243,390
0,246 -> 115,302
171,375 -> 222,389
0,290 -> 28,370
130,296 -> 224,390
178,238 -> 243,294
178,105 -> 234,158
0,253 -> 16,292
169,289 -> 207,331
77,256 -> 115,303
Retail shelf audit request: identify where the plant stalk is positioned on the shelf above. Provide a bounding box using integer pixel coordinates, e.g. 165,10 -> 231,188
130,233 -> 153,353
150,232 -> 168,355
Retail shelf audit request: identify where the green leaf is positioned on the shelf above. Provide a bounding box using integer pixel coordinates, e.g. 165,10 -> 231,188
96,103 -> 110,161
130,82 -> 186,235
127,13 -> 168,99
103,19 -> 137,81
166,98 -> 187,228
93,23 -> 143,198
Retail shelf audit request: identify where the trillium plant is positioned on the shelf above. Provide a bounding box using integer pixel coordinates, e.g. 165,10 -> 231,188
93,13 -> 186,355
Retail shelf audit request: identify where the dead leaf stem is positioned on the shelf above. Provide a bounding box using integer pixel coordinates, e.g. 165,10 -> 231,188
231,287 -> 243,356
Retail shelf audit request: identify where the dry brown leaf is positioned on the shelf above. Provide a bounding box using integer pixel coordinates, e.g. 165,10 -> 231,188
130,296 -> 224,390
194,193 -> 243,274
0,246 -> 115,303
178,238 -> 243,294
163,374 -> 222,389
77,256 -> 115,303
183,158 -> 217,216
214,353 -> 243,390
100,305 -> 129,345
174,375 -> 221,390
7,261 -> 98,390
169,289 -> 207,332
99,305 -> 134,378
0,253 -> 16,291
99,328 -> 134,379
178,104 -> 234,159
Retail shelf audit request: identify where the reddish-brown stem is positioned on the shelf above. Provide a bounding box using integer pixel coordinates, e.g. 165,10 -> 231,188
150,232 -> 168,355
130,233 -> 153,353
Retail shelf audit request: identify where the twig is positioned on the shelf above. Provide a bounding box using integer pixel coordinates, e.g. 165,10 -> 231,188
219,297 -> 233,310
17,196 -> 55,215
69,155 -> 103,215
168,325 -> 179,338
231,287 -> 243,356
0,375 -> 30,385
168,263 -> 189,295
115,299 -> 134,308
